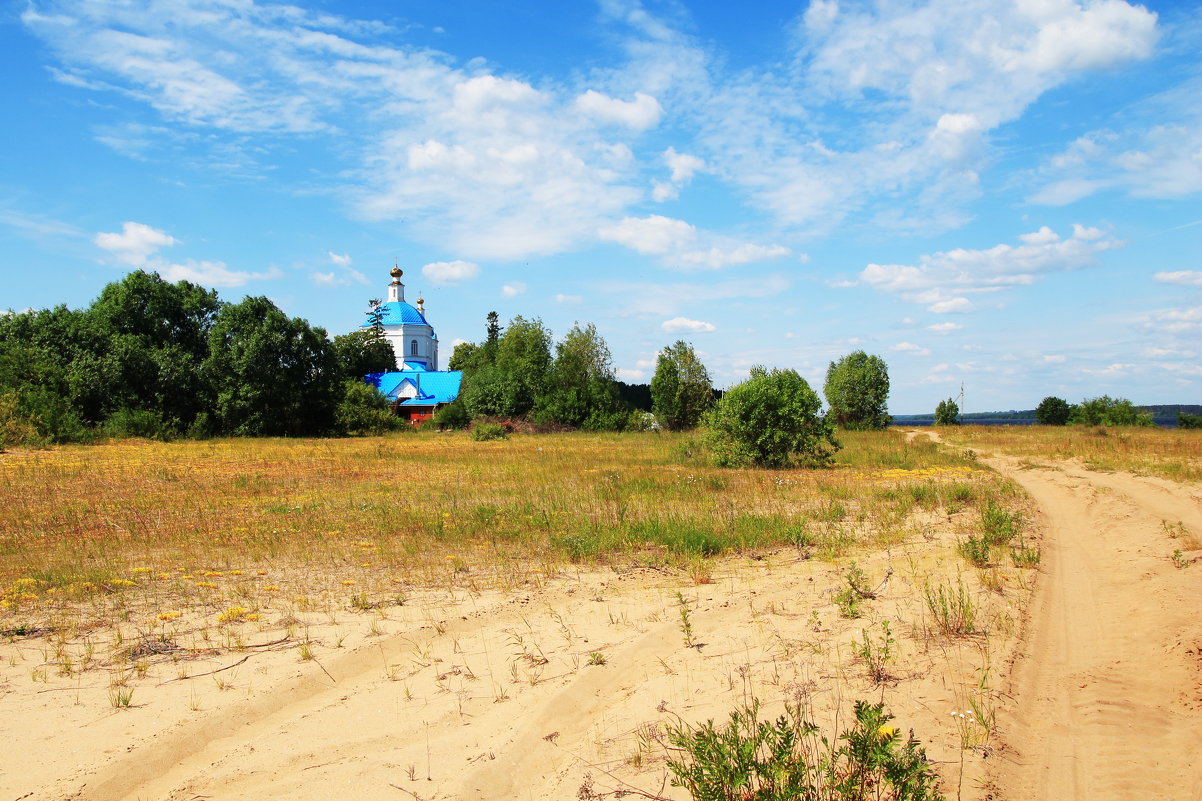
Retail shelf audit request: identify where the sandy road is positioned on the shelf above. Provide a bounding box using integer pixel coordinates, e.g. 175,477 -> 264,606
981,454 -> 1202,800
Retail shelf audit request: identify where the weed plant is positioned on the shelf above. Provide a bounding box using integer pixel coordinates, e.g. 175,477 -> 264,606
665,699 -> 943,801
922,578 -> 977,637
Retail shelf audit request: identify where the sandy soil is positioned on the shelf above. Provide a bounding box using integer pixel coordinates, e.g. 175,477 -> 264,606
980,454 -> 1202,800
4,441 -> 1200,801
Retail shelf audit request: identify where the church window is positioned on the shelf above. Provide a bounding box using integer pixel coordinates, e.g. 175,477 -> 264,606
410,340 -> 418,356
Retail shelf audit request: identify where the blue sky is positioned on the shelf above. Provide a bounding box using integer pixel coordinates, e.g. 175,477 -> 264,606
2,0 -> 1199,413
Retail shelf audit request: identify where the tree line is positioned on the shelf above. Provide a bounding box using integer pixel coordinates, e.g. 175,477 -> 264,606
0,270 -> 399,445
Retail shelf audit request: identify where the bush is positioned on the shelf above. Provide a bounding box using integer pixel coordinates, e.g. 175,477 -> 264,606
101,407 -> 178,440
1068,396 -> 1154,427
335,379 -> 401,436
1177,412 -> 1201,430
705,367 -> 839,468
433,398 -> 470,430
664,699 -> 943,801
471,421 -> 508,441
0,392 -> 38,450
1034,396 -> 1071,426
933,398 -> 960,426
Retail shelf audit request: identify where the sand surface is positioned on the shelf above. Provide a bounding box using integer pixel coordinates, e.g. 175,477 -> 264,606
4,441 -> 1201,801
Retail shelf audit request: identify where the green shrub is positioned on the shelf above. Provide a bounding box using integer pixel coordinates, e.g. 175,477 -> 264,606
433,398 -> 470,430
1178,412 -> 1202,430
1069,396 -> 1155,427
471,421 -> 508,441
1034,396 -> 1071,426
664,699 -> 943,801
0,392 -> 38,450
958,535 -> 991,567
101,407 -> 178,440
335,379 -> 400,436
704,366 -> 839,468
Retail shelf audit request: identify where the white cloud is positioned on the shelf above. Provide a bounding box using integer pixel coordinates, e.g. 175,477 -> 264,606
94,221 -> 177,266
598,214 -> 789,270
501,282 -> 527,298
893,342 -> 931,356
662,317 -> 716,333
554,293 -> 583,304
93,221 -> 277,288
316,251 -> 368,285
1155,271 -> 1202,286
926,322 -> 962,334
1042,354 -> 1066,363
860,225 -> 1121,313
422,260 -> 479,284
616,367 -> 646,380
574,90 -> 662,129
162,261 -> 282,288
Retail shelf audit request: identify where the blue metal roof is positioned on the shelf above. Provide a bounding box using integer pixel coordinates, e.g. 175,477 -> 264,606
364,301 -> 428,327
364,370 -> 462,406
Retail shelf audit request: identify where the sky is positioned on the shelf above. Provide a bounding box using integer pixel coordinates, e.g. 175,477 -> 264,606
1,0 -> 1200,414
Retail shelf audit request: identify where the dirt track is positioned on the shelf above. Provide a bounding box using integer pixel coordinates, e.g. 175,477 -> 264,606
980,453 -> 1202,800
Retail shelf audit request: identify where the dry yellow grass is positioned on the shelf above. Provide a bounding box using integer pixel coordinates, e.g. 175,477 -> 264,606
938,424 -> 1202,482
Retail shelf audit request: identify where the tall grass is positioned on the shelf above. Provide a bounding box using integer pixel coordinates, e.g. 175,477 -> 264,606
0,429 -> 1011,611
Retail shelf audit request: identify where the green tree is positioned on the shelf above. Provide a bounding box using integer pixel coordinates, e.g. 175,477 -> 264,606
335,378 -> 400,436
537,323 -> 624,429
1069,396 -> 1154,427
332,330 -> 396,379
1034,396 -> 1071,426
704,366 -> 839,468
823,351 -> 891,430
202,297 -> 341,436
447,341 -> 479,371
934,398 -> 960,426
651,340 -> 713,430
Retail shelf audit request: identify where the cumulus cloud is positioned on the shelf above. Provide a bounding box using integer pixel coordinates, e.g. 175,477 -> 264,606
893,342 -> 931,356
927,322 -> 962,334
421,260 -> 479,284
554,293 -> 583,304
501,282 -> 526,298
860,225 -> 1122,313
93,221 -> 277,288
598,215 -> 789,270
94,221 -> 177,266
573,90 -> 662,129
662,317 -> 716,333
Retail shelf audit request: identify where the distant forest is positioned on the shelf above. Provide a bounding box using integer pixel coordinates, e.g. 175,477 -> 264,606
893,404 -> 1202,422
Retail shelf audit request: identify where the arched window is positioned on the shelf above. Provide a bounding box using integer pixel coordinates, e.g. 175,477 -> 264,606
410,339 -> 418,356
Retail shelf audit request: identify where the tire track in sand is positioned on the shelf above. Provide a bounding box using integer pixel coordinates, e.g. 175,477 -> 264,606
982,455 -> 1202,801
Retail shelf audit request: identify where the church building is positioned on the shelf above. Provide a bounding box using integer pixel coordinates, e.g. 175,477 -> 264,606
363,266 -> 463,424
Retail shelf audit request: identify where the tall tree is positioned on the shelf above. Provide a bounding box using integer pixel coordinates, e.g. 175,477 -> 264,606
537,323 -> 623,429
823,351 -> 891,430
651,340 -> 713,430
202,297 -> 341,436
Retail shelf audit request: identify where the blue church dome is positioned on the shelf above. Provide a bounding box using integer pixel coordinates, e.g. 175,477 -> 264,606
365,300 -> 428,327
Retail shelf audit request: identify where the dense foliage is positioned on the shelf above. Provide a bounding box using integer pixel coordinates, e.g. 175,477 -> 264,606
0,271 -> 391,443
651,340 -> 714,431
823,351 -> 891,430
452,314 -> 630,430
1180,412 -> 1202,430
933,398 -> 960,426
1034,396 -> 1071,426
1068,395 -> 1155,427
705,367 -> 839,468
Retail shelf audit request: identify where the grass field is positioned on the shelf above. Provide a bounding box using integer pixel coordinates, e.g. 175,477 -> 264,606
941,424 -> 1202,482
